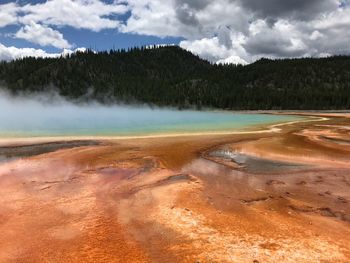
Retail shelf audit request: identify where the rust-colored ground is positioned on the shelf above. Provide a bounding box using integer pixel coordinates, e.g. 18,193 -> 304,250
0,113 -> 349,262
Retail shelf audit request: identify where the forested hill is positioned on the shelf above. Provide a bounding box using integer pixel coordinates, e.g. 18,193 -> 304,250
0,46 -> 350,110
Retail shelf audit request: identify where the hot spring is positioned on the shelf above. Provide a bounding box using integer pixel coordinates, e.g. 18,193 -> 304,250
0,92 -> 303,138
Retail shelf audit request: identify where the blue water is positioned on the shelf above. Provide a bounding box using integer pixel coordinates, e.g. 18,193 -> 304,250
0,104 -> 302,137
0,92 -> 304,138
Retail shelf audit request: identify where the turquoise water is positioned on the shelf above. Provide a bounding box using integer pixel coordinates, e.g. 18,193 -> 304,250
0,92 -> 304,138
0,103 -> 303,138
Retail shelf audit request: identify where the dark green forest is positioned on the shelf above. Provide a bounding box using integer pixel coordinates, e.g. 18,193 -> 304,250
0,46 -> 350,110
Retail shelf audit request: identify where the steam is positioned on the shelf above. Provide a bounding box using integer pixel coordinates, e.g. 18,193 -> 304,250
0,90 -> 225,137
0,90 -> 297,138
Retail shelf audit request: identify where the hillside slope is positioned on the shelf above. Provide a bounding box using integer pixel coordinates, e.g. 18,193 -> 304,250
0,46 -> 349,110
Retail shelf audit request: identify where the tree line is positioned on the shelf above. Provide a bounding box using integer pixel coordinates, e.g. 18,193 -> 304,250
0,45 -> 349,110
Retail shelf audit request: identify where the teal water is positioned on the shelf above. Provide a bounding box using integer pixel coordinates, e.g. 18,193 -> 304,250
0,92 -> 304,138
0,104 -> 303,138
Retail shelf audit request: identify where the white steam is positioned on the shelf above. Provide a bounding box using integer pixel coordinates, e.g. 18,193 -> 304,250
0,90 -> 295,138
0,91 -> 226,137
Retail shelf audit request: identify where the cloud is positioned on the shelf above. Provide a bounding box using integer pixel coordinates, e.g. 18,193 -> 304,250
0,0 -> 129,31
120,0 -> 350,63
120,0 -> 248,39
0,3 -> 19,27
179,34 -> 248,63
1,0 -> 350,64
19,0 -> 128,32
238,0 -> 339,20
243,20 -> 307,58
216,55 -> 248,65
0,0 -> 128,50
0,43 -> 85,61
15,22 -> 71,49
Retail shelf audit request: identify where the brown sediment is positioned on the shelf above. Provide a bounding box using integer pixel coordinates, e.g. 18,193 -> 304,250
0,113 -> 350,262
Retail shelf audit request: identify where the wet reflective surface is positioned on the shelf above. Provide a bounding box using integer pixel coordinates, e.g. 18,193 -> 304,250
209,149 -> 306,173
0,113 -> 349,262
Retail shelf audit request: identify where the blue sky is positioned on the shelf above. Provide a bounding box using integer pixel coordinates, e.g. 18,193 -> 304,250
0,0 -> 182,53
0,25 -> 183,53
0,0 -> 350,64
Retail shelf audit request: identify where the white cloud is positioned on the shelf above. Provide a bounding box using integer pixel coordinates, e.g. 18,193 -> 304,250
310,31 -> 323,41
0,43 -> 85,61
15,22 -> 71,49
120,0 -> 248,40
1,0 -> 350,63
19,0 -> 128,32
0,0 -> 128,50
180,32 -> 248,63
119,0 -> 182,37
120,0 -> 350,63
0,3 -> 19,27
180,37 -> 230,62
243,20 -> 308,58
217,55 -> 248,65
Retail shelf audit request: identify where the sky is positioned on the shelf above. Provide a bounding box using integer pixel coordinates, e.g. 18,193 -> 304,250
0,0 -> 350,64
